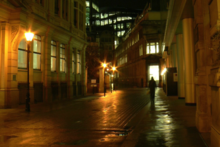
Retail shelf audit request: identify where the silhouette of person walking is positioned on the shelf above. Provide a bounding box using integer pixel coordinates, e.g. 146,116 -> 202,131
149,77 -> 156,101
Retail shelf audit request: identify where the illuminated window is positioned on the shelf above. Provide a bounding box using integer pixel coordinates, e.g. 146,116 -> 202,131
92,3 -> 99,12
101,21 -> 104,26
60,44 -> 66,72
109,12 -> 115,16
126,22 -> 131,28
96,14 -> 99,18
114,25 -> 116,30
117,31 -> 121,37
18,39 -> 27,68
51,41 -> 57,71
104,13 -> 108,18
86,1 -> 90,7
109,19 -> 112,24
117,24 -> 120,29
96,20 -> 100,25
113,19 -> 116,23
150,42 -> 156,53
101,13 -> 104,19
72,50 -> 75,73
121,30 -> 125,36
105,20 -> 108,25
117,17 -> 121,21
121,23 -> 124,29
77,51 -> 81,74
139,45 -> 143,56
33,35 -> 41,70
156,42 -> 159,53
146,42 -> 159,54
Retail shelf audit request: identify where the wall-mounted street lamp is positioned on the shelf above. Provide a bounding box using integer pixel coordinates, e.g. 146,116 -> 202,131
102,63 -> 107,96
25,31 -> 34,112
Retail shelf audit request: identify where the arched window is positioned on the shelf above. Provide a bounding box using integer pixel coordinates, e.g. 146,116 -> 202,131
18,39 -> 27,68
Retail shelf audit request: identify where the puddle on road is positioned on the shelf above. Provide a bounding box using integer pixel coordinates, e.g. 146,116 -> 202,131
54,139 -> 88,145
0,135 -> 18,143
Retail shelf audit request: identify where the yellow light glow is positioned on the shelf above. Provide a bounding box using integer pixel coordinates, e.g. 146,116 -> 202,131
161,68 -> 167,75
112,67 -> 116,71
103,63 -> 107,68
107,68 -> 109,71
25,32 -> 34,41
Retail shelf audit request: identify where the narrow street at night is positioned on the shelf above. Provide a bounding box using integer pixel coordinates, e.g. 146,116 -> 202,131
0,88 -> 208,147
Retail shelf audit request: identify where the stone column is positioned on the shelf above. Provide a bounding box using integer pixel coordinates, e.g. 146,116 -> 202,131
66,40 -> 72,99
42,28 -> 52,102
0,23 -> 9,108
99,68 -> 104,93
182,18 -> 196,104
176,34 -> 185,99
81,45 -> 87,96
171,43 -> 177,69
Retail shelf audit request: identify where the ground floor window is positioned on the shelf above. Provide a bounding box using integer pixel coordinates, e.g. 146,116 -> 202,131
18,39 -> 27,68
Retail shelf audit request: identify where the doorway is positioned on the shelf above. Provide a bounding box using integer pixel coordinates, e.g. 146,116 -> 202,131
149,65 -> 159,86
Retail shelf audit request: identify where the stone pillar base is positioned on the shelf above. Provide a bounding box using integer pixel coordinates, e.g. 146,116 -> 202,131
211,126 -> 220,147
43,87 -> 52,102
196,113 -> 211,132
0,89 -> 19,108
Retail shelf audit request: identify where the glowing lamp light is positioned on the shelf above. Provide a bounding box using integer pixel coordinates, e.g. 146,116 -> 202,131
161,68 -> 167,75
25,32 -> 34,41
112,67 -> 116,71
103,63 -> 107,68
107,68 -> 109,71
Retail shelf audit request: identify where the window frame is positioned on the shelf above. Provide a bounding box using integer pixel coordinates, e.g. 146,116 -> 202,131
18,39 -> 27,69
51,40 -> 57,72
72,50 -> 75,73
77,51 -> 81,74
146,42 -> 159,54
33,35 -> 42,70
60,44 -> 66,72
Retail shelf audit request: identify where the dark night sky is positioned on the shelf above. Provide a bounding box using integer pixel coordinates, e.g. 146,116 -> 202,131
99,0 -> 149,10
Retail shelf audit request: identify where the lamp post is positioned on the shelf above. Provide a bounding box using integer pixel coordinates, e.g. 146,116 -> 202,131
102,63 -> 107,96
25,31 -> 34,112
112,67 -> 116,91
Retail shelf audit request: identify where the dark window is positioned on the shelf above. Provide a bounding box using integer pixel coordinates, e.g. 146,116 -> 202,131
55,0 -> 59,15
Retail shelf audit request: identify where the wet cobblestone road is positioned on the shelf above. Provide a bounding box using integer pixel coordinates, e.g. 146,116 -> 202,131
0,88 -> 149,147
0,88 -> 208,147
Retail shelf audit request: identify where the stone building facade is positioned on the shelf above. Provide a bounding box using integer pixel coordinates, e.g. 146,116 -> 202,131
115,1 -> 167,88
163,0 -> 220,146
0,0 -> 87,108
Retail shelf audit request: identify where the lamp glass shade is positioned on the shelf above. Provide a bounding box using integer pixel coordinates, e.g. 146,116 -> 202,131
25,32 -> 34,41
103,63 -> 107,68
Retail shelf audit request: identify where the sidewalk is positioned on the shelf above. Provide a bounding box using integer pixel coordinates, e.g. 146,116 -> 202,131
122,88 -> 210,147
